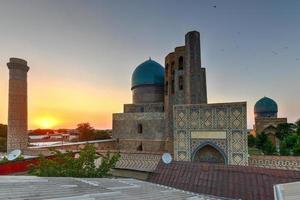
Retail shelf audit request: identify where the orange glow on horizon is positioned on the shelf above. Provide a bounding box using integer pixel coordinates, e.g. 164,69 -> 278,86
26,78 -> 131,130
34,117 -> 60,129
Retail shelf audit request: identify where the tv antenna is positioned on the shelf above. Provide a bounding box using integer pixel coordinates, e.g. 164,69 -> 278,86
162,153 -> 172,164
7,149 -> 22,161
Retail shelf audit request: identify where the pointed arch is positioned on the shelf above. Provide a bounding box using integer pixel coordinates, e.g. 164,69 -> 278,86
192,141 -> 227,164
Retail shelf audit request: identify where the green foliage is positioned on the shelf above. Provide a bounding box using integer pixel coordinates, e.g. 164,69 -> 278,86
248,135 -> 256,148
29,145 -> 120,178
275,123 -> 296,141
255,132 -> 276,155
0,156 -> 8,164
280,140 -> 291,156
262,139 -> 276,155
279,134 -> 300,156
296,119 -> 300,136
256,132 -> 268,149
248,147 -> 263,156
293,143 -> 300,156
94,130 -> 111,140
0,137 -> 7,152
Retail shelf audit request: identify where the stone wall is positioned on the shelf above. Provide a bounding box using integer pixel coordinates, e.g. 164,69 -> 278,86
124,103 -> 164,113
249,155 -> 300,171
132,85 -> 164,104
254,117 -> 287,136
112,112 -> 166,152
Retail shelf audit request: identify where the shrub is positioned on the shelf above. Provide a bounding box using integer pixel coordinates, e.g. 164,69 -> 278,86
262,139 -> 276,155
248,135 -> 256,148
29,145 -> 120,177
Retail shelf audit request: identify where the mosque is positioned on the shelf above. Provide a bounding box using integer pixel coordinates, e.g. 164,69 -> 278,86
113,31 -> 248,165
253,96 -> 287,148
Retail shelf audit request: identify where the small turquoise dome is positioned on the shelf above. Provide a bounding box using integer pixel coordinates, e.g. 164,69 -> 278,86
131,59 -> 164,89
254,97 -> 278,117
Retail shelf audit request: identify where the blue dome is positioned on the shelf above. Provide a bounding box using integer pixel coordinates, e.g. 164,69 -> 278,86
131,59 -> 164,89
254,97 -> 278,115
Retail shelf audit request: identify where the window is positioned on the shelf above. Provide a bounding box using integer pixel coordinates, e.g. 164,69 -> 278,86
178,56 -> 183,70
179,76 -> 184,90
137,143 -> 143,151
171,80 -> 175,94
165,81 -> 168,95
171,62 -> 175,78
171,79 -> 175,94
165,63 -> 169,74
140,107 -> 144,112
138,123 -> 143,133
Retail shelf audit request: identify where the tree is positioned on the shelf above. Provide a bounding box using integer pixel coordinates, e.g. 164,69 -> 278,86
293,141 -> 300,156
256,132 -> 268,149
76,123 -> 95,141
284,134 -> 298,149
262,140 -> 276,155
295,119 -> 300,136
0,124 -> 7,152
279,134 -> 300,156
280,141 -> 290,156
94,130 -> 111,140
29,145 -> 120,177
0,124 -> 7,138
275,123 -> 296,141
248,135 -> 256,148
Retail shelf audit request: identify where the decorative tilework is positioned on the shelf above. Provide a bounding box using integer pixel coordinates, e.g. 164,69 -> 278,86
249,155 -> 300,171
191,139 -> 226,155
173,102 -> 248,166
190,107 -> 200,129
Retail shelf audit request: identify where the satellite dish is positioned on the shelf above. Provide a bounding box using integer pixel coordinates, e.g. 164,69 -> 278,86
162,153 -> 172,164
7,149 -> 22,161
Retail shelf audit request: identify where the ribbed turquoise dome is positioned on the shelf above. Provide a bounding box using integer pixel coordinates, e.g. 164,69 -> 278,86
254,97 -> 278,116
131,59 -> 164,89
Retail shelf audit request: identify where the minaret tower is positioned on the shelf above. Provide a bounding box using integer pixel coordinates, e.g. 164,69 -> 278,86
7,58 -> 30,152
164,31 -> 208,152
184,31 -> 207,104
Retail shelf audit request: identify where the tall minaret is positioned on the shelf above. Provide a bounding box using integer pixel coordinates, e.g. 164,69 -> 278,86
7,58 -> 30,152
184,31 -> 207,104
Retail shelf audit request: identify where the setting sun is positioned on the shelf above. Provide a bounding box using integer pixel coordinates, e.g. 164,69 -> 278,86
34,117 -> 59,129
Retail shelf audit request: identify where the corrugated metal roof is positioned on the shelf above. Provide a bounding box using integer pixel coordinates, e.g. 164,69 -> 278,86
0,176 -> 230,200
274,181 -> 300,200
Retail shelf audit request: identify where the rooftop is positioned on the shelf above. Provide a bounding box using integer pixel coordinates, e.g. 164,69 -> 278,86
149,161 -> 300,200
0,176 -> 229,200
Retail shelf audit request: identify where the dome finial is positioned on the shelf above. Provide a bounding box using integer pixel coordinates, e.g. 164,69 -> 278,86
149,56 -> 151,60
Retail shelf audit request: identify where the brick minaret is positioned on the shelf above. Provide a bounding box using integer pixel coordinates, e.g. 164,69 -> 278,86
7,58 -> 30,152
184,31 -> 207,104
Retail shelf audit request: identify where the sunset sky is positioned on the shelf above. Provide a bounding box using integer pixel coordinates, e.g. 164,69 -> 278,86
0,0 -> 299,129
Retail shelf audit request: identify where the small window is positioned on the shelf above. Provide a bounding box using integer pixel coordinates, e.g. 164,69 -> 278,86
178,56 -> 183,70
137,143 -> 143,151
179,76 -> 184,90
171,62 -> 175,78
140,107 -> 144,112
171,79 -> 175,94
138,124 -> 143,133
165,81 -> 168,95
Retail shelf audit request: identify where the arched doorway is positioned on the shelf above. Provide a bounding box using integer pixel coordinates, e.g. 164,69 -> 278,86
192,144 -> 226,164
